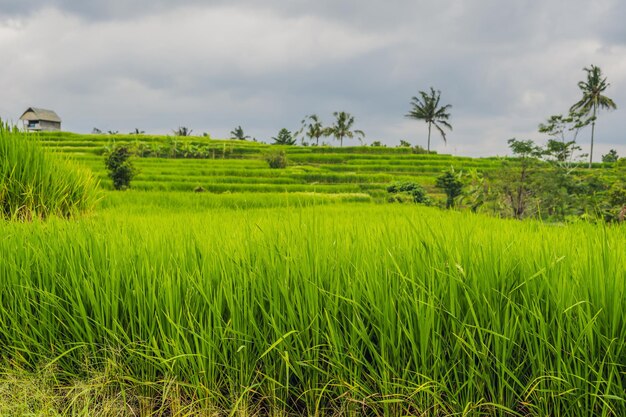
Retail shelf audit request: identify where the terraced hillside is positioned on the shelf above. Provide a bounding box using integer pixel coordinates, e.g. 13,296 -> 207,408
37,132 -> 504,200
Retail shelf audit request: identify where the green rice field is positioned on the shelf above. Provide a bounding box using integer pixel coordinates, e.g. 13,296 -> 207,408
1,132 -> 625,416
35,132 -> 507,197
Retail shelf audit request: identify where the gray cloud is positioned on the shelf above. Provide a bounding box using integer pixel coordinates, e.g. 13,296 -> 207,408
0,0 -> 624,158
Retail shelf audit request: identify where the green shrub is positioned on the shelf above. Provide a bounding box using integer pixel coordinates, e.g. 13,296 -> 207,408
387,181 -> 431,204
105,145 -> 137,190
264,150 -> 288,169
0,122 -> 98,220
412,145 -> 430,154
435,168 -> 464,208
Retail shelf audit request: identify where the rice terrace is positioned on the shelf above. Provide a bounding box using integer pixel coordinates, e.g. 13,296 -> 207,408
2,85 -> 626,416
2,3 -> 626,415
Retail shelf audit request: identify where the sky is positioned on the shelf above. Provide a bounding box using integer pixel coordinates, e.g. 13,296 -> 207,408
0,0 -> 624,159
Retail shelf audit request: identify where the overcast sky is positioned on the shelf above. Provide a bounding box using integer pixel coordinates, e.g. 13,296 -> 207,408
0,0 -> 624,158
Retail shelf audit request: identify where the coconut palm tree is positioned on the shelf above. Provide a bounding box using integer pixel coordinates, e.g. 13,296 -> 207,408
406,87 -> 452,153
299,114 -> 325,146
230,126 -> 250,140
325,111 -> 364,147
173,126 -> 192,136
570,65 -> 617,168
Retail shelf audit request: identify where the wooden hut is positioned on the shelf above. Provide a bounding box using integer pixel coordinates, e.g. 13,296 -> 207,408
19,107 -> 62,132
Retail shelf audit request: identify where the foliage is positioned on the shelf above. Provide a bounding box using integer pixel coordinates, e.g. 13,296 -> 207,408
409,145 -> 428,154
264,150 -> 288,168
104,145 -> 137,190
27,130 -> 626,223
129,128 -> 145,135
298,114 -> 325,146
387,181 -> 431,204
435,168 -> 464,208
543,139 -> 582,165
325,111 -> 365,147
1,204 -> 626,415
405,87 -> 452,153
602,149 -> 619,163
370,141 -> 384,147
460,169 -> 490,213
499,139 -> 544,219
173,126 -> 193,136
0,122 -> 98,220
398,140 -> 411,147
570,65 -> 617,167
538,111 -> 588,169
271,128 -> 296,145
230,126 -> 250,140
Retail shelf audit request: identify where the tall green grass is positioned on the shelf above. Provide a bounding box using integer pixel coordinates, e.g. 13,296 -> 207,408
0,127 -> 99,220
0,201 -> 624,415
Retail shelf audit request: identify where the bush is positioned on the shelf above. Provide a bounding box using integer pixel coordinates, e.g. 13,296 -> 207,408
387,181 -> 431,204
264,150 -> 288,169
602,149 -> 619,163
411,145 -> 430,154
105,145 -> 137,190
436,168 -> 464,208
0,121 -> 98,220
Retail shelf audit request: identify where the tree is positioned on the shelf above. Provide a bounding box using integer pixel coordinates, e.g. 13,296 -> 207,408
230,126 -> 250,140
503,139 -> 544,219
271,128 -> 296,145
105,145 -> 137,190
570,65 -> 617,168
173,126 -> 192,136
538,113 -> 586,168
299,114 -> 325,146
436,168 -> 464,209
602,149 -> 619,163
130,128 -> 145,135
325,111 -> 364,147
405,87 -> 452,153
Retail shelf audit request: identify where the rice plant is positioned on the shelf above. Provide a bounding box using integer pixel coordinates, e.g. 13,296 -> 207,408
0,123 -> 99,220
0,201 -> 624,415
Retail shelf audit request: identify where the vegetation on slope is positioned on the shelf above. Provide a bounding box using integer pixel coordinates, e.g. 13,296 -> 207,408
0,123 -> 98,220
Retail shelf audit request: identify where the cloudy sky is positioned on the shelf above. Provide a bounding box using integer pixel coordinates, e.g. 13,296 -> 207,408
0,0 -> 624,158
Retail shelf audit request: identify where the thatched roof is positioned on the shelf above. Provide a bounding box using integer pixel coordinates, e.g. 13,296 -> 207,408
19,107 -> 62,123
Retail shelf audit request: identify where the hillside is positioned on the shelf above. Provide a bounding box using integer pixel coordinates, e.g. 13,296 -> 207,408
37,132 -> 504,198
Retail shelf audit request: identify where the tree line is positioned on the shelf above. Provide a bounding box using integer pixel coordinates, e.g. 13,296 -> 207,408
94,64 -> 618,162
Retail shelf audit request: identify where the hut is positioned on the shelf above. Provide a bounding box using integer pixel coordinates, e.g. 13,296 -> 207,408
19,107 -> 62,132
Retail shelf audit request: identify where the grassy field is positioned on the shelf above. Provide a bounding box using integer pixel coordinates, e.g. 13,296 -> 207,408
1,131 -> 625,415
35,132 -> 508,197
1,191 -> 625,416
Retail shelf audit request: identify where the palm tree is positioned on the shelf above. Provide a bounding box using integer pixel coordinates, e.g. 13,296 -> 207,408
406,87 -> 452,153
173,126 -> 192,136
230,126 -> 250,140
299,114 -> 325,146
570,65 -> 617,168
326,111 -> 364,147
